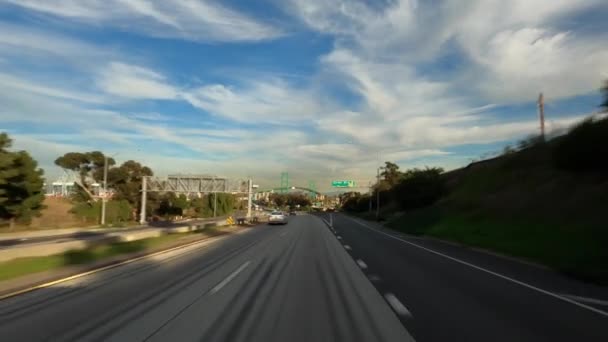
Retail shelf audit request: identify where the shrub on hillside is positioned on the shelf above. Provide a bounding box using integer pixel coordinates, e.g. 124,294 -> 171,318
553,116 -> 608,173
389,167 -> 446,210
341,194 -> 371,212
71,199 -> 132,224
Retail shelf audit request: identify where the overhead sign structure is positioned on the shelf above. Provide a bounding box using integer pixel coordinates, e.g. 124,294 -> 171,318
331,180 -> 355,188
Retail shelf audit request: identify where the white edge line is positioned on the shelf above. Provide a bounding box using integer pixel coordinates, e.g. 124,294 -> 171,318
559,294 -> 608,307
211,261 -> 251,294
384,293 -> 412,317
356,259 -> 368,269
347,216 -> 608,318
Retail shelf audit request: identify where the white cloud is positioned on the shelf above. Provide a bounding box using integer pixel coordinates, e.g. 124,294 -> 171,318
1,0 -> 283,42
0,72 -> 104,103
97,62 -> 179,100
183,78 -> 321,123
0,22 -> 110,63
472,28 -> 608,101
290,0 -> 608,104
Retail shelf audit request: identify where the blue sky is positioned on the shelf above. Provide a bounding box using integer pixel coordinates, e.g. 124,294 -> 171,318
0,0 -> 607,191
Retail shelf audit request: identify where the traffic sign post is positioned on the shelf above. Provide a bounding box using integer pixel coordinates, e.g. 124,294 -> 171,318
331,180 -> 355,188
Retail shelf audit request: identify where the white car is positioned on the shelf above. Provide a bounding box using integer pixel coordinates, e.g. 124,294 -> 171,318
268,211 -> 287,225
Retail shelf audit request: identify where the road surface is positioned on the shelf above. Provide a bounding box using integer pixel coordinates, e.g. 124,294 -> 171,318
320,212 -> 608,342
0,214 -> 413,342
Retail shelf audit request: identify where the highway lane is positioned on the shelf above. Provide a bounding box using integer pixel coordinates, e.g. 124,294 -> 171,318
323,212 -> 608,342
0,214 -> 413,342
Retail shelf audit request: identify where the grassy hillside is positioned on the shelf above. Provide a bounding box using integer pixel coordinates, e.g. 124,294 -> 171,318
383,116 -> 608,283
10,197 -> 93,231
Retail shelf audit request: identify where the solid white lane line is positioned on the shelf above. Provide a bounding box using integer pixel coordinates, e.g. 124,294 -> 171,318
356,259 -> 368,269
560,294 -> 608,307
347,217 -> 608,318
385,293 -> 412,317
344,245 -> 352,250
210,261 -> 251,294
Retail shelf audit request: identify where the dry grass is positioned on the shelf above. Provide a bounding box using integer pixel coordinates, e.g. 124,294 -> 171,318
23,197 -> 94,230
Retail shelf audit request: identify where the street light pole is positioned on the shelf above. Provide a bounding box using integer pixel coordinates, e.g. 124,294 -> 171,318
376,166 -> 385,220
376,167 -> 380,219
101,156 -> 108,225
369,181 -> 373,213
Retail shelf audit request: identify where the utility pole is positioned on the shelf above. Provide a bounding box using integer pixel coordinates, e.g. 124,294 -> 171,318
139,176 -> 147,224
368,181 -> 373,213
376,167 -> 381,220
101,156 -> 108,225
213,176 -> 217,217
538,92 -> 545,141
247,179 -> 253,219
375,166 -> 386,220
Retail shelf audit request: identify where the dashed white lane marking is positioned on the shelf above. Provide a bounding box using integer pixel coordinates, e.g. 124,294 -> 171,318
211,261 -> 251,294
344,245 -> 352,250
560,294 -> 608,307
346,216 -> 608,318
356,259 -> 368,269
337,236 -> 342,240
384,293 -> 412,318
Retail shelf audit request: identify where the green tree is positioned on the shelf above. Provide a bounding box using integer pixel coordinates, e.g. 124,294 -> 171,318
54,151 -> 115,201
107,160 -> 153,212
0,147 -> 46,229
380,161 -> 402,188
269,193 -> 287,207
389,167 -> 445,210
0,133 -> 17,209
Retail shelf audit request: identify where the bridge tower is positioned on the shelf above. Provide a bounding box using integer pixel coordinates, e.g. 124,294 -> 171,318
280,172 -> 289,194
308,180 -> 316,199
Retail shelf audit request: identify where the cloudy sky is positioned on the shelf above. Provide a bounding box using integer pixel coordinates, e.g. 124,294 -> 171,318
1,0 -> 607,191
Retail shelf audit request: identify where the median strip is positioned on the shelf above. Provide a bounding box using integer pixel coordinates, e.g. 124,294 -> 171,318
0,227 -> 242,300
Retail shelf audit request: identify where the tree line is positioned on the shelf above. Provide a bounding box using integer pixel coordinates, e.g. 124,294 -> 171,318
340,163 -> 445,217
256,192 -> 312,209
0,133 -> 45,229
54,151 -> 240,224
0,140 -> 240,229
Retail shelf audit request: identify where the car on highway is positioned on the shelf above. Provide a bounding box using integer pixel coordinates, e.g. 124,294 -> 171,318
289,211 -> 297,216
268,211 -> 287,225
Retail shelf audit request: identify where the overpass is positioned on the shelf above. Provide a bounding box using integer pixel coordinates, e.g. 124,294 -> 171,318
254,186 -> 324,196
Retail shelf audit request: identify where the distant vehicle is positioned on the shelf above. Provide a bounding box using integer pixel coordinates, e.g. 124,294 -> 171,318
289,211 -> 297,216
268,211 -> 287,225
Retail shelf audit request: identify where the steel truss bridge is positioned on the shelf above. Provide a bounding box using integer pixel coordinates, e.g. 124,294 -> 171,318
140,174 -> 253,224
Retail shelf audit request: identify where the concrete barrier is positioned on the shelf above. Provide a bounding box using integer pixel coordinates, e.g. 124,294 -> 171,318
108,229 -> 164,242
165,226 -> 191,234
0,218 -> 233,262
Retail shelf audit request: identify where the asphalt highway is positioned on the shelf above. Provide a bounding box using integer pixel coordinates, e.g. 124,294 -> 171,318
0,214 -> 413,342
321,212 -> 608,342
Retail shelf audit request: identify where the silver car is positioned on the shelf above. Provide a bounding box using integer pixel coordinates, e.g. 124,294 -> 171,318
268,211 -> 287,225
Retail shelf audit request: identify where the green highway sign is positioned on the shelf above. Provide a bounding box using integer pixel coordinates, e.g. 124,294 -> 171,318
331,180 -> 355,188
